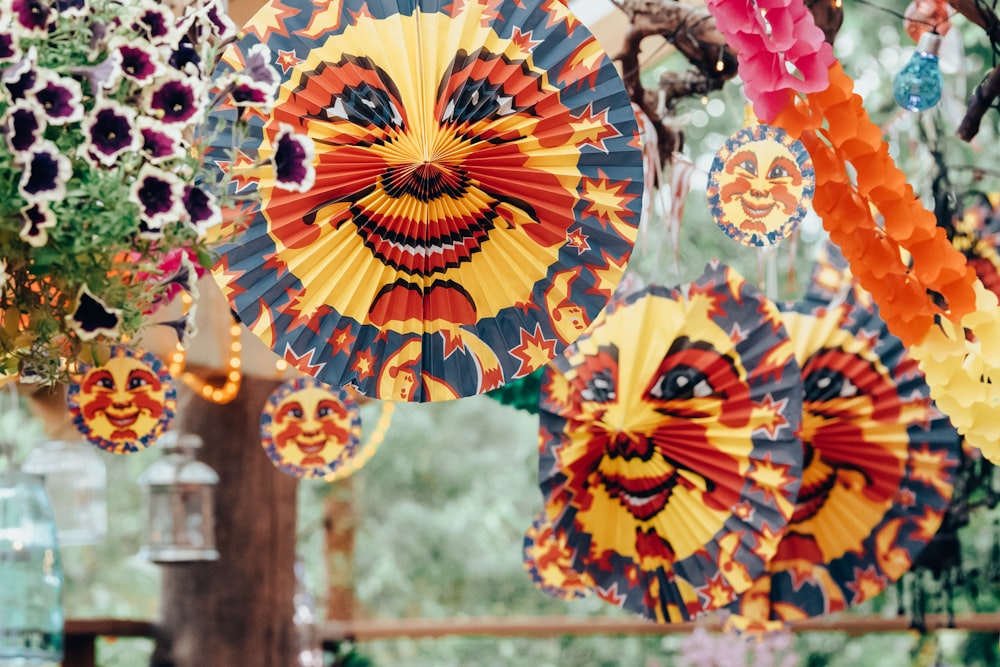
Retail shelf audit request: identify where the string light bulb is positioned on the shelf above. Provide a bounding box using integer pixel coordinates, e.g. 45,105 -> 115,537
892,31 -> 943,112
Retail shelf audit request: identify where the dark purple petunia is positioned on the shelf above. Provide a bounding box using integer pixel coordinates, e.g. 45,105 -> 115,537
34,75 -> 83,124
0,33 -> 19,64
182,185 -> 220,231
55,0 -> 86,16
69,286 -> 122,340
117,42 -> 161,84
18,141 -> 71,202
231,77 -> 273,107
204,0 -> 236,41
133,6 -> 173,42
84,103 -> 138,166
3,55 -> 39,101
138,119 -> 181,163
19,202 -> 55,247
273,125 -> 315,193
147,77 -> 199,125
130,166 -> 183,227
5,103 -> 45,152
168,36 -> 202,74
12,0 -> 54,34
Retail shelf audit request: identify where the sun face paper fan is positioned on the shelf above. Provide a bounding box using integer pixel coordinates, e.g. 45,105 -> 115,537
67,345 -> 177,454
707,124 -> 814,248
728,298 -> 960,626
260,377 -> 363,479
538,261 -> 803,623
523,510 -> 595,600
206,0 -> 645,402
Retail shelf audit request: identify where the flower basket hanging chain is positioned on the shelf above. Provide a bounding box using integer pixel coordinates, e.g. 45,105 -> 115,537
0,0 -> 314,385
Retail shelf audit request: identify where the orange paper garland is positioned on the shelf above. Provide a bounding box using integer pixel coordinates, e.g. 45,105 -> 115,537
770,63 -> 978,348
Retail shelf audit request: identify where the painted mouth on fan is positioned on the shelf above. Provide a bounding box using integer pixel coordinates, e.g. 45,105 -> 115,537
739,199 -> 776,219
353,208 -> 495,276
790,465 -> 836,523
601,473 -> 679,521
381,160 -> 470,201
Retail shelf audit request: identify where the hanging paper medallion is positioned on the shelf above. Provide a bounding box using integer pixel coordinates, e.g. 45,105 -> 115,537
67,345 -> 177,454
707,124 -> 814,247
260,377 -> 362,479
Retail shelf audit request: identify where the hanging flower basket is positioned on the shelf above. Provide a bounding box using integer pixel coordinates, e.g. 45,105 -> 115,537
0,0 -> 314,385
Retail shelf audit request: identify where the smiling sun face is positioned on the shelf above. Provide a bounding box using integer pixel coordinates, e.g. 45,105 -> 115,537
261,378 -> 362,478
69,346 -> 176,454
708,124 -> 814,247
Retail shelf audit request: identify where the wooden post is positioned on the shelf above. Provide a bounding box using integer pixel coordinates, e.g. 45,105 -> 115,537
323,478 -> 357,622
150,374 -> 297,667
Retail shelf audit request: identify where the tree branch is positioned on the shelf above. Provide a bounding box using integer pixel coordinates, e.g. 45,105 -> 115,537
946,0 -> 1000,141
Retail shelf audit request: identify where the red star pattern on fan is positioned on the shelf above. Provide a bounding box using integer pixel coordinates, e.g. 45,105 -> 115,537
580,170 -> 639,241
568,104 -> 621,152
219,149 -> 263,193
283,343 -> 326,375
912,506 -> 945,541
747,453 -> 797,506
509,28 -> 541,61
749,522 -> 783,564
845,564 -> 888,604
697,571 -> 737,608
566,228 -> 590,254
909,443 -> 955,497
348,2 -> 375,22
510,324 -> 558,376
276,49 -> 302,74
331,324 -> 356,354
245,0 -> 302,41
352,349 -> 376,381
685,279 -> 728,319
750,395 -> 791,439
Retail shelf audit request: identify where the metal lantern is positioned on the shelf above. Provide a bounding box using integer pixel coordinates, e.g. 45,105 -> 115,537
22,440 -> 107,547
137,431 -> 219,563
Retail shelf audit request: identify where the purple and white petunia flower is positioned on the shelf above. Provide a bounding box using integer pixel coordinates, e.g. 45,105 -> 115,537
131,4 -> 175,44
4,102 -> 46,153
33,73 -> 84,125
54,0 -> 87,17
11,0 -> 54,35
243,44 -> 280,91
83,49 -> 123,91
0,31 -> 20,64
113,38 -> 162,85
3,49 -> 40,101
136,116 -> 184,164
130,164 -> 185,229
69,284 -> 122,341
202,0 -> 237,42
167,36 -> 202,75
82,101 -> 139,166
182,184 -> 221,235
19,201 -> 55,247
272,124 -> 316,193
146,74 -> 201,126
18,140 -> 71,202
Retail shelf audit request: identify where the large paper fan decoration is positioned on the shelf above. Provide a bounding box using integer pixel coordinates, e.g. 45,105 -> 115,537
538,261 -> 803,623
728,297 -> 960,628
207,0 -> 644,401
523,510 -> 594,600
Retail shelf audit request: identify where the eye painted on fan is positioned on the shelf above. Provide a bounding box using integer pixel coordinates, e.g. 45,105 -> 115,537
649,365 -> 714,401
440,77 -> 516,125
297,57 -> 406,130
580,368 -> 616,403
805,367 -> 859,402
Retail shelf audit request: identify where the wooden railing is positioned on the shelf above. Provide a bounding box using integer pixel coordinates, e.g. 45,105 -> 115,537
64,619 -> 156,667
62,614 -> 1000,666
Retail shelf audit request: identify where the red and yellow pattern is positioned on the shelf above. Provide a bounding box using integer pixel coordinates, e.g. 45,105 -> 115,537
538,262 -> 803,623
207,0 -> 643,401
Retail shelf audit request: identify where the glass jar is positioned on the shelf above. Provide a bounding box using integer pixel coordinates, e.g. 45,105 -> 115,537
0,472 -> 64,666
22,440 -> 107,547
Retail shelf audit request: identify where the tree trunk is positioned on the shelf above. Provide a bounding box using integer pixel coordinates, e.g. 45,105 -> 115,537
151,373 -> 297,667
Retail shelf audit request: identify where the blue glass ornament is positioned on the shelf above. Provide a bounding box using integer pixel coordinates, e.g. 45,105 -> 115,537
893,31 -> 943,112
